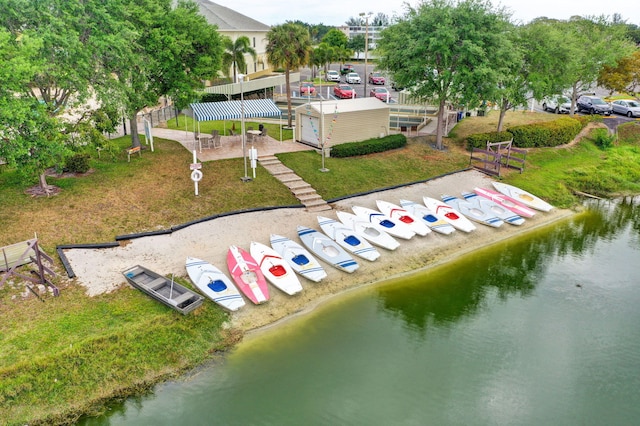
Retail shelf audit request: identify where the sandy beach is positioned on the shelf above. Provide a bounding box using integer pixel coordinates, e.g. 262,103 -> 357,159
63,169 -> 574,332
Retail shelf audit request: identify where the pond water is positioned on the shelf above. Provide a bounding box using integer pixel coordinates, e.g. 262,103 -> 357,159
81,198 -> 640,425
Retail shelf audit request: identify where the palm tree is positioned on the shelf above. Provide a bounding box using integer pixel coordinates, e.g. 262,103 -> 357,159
266,23 -> 312,128
222,36 -> 257,83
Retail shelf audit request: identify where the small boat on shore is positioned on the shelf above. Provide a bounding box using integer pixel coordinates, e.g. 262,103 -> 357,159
318,215 -> 380,261
473,187 -> 536,218
270,234 -> 327,283
122,265 -> 204,315
250,241 -> 303,295
423,196 -> 476,233
297,225 -> 359,273
185,257 -> 245,311
492,182 -> 554,212
399,199 -> 456,235
336,211 -> 400,251
227,245 -> 270,304
352,205 -> 416,240
375,200 -> 431,236
461,191 -> 525,226
442,194 -> 504,228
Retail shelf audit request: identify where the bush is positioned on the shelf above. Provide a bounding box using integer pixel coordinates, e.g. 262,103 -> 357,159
466,131 -> 513,151
508,117 -> 583,148
330,134 -> 407,158
592,128 -> 616,149
63,153 -> 91,173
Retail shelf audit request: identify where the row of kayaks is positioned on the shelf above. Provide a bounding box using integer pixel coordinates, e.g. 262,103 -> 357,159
177,182 -> 553,312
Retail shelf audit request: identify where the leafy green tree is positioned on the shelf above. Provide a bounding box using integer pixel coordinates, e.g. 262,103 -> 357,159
598,50 -> 640,96
313,42 -> 338,73
266,23 -> 312,128
322,28 -> 349,49
221,35 -> 257,83
348,34 -> 366,59
377,0 -> 512,149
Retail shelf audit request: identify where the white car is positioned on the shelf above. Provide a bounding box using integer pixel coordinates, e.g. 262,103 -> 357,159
325,70 -> 340,82
611,99 -> 640,118
542,95 -> 571,114
345,72 -> 361,84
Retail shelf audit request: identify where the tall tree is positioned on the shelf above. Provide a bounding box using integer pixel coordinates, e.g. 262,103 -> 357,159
221,35 -> 257,83
322,28 -> 349,49
266,23 -> 312,128
598,50 -> 640,96
348,34 -> 366,59
377,0 -> 512,149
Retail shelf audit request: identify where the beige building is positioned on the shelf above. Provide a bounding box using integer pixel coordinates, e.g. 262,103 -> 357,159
295,98 -> 390,148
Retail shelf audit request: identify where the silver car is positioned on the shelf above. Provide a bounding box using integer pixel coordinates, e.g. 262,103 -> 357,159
345,72 -> 361,84
611,99 -> 640,118
325,70 -> 340,82
542,95 -> 571,114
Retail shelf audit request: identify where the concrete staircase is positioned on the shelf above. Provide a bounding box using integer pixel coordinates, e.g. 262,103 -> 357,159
258,155 -> 332,212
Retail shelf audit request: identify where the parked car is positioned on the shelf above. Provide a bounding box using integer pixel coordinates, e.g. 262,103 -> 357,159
325,70 -> 340,82
345,72 -> 361,84
333,84 -> 356,99
391,80 -> 405,91
542,95 -> 571,114
300,81 -> 316,96
341,64 -> 354,75
370,87 -> 391,102
611,99 -> 640,118
368,72 -> 386,85
576,95 -> 612,115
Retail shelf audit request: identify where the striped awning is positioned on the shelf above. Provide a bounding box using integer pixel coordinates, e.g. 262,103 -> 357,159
189,99 -> 281,121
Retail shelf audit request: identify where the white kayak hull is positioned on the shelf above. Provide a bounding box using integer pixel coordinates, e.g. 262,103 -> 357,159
270,234 -> 327,283
317,216 -> 380,261
423,196 -> 476,233
351,205 -> 416,240
461,191 -> 525,226
297,226 -> 359,273
375,200 -> 431,236
473,187 -> 536,218
492,182 -> 554,212
185,257 -> 246,311
250,241 -> 303,295
335,211 -> 400,251
399,199 -> 456,235
442,194 -> 504,228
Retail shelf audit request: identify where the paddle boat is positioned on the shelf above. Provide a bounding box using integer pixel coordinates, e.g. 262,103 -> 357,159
473,187 -> 536,218
270,234 -> 327,283
422,196 -> 477,233
461,191 -> 525,226
250,242 -> 303,295
375,200 -> 431,236
399,199 -> 456,235
226,245 -> 270,304
185,257 -> 245,311
441,194 -> 504,228
492,182 -> 554,212
335,211 -> 400,251
297,225 -> 359,273
351,205 -> 416,240
317,216 -> 380,261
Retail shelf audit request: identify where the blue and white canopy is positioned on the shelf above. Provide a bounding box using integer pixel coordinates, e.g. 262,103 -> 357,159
189,99 -> 281,121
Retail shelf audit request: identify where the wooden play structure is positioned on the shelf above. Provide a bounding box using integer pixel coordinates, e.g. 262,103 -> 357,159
469,139 -> 526,177
1,238 -> 59,300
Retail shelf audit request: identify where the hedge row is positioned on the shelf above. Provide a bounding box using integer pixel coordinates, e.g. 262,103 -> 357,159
466,116 -> 589,150
330,134 -> 407,158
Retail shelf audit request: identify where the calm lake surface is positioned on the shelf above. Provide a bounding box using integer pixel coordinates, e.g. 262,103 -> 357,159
82,199 -> 640,426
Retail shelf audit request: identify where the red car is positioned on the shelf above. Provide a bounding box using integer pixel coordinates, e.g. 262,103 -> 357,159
300,81 -> 316,96
368,72 -> 386,85
370,87 -> 390,102
333,84 -> 356,99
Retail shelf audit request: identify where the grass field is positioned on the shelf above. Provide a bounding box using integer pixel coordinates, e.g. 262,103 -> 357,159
1,110 -> 639,425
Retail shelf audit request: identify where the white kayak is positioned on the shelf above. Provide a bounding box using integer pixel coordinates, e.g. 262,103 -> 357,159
399,199 -> 456,235
375,200 -> 432,236
297,225 -> 359,273
335,211 -> 400,251
352,205 -> 416,240
250,241 -> 303,295
473,187 -> 536,218
317,216 -> 380,261
461,191 -> 525,226
441,194 -> 504,228
492,182 -> 554,212
270,234 -> 327,283
423,196 -> 477,233
185,257 -> 246,312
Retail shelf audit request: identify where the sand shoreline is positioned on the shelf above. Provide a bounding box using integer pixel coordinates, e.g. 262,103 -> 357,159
63,170 -> 576,333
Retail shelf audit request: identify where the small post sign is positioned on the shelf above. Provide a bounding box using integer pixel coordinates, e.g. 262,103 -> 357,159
190,150 -> 203,196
